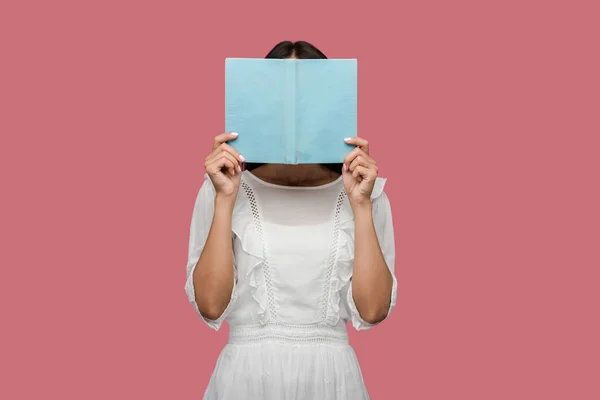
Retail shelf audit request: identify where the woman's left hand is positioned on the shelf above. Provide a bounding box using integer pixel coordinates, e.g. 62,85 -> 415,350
342,137 -> 379,209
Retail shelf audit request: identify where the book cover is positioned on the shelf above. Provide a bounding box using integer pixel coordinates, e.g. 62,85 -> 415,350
225,58 -> 357,164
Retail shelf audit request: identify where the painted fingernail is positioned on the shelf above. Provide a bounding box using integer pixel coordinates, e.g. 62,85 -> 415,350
237,165 -> 242,172
238,154 -> 245,161
231,132 -> 239,136
342,163 -> 347,171
344,137 -> 352,142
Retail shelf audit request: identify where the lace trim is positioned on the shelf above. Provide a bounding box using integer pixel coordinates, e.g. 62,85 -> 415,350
228,323 -> 349,344
240,180 -> 277,323
321,189 -> 346,323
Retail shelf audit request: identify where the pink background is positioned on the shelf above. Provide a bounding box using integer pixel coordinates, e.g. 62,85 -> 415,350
1,0 -> 599,399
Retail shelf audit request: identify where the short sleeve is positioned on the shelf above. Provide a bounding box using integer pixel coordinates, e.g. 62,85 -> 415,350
346,191 -> 398,330
184,174 -> 238,330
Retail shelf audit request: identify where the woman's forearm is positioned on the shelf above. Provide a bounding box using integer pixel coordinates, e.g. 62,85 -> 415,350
351,203 -> 393,324
193,195 -> 236,320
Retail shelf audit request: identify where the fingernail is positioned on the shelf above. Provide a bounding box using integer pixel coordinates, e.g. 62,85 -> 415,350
342,163 -> 347,171
231,132 -> 239,136
238,154 -> 245,162
344,137 -> 351,142
237,165 -> 242,172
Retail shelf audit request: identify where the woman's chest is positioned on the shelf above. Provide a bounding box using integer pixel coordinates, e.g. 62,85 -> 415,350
263,221 -> 333,273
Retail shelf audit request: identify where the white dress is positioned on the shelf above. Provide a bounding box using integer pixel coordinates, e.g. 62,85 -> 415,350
185,170 -> 398,400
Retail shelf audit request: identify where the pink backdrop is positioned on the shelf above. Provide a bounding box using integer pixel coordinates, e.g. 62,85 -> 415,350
1,0 -> 599,399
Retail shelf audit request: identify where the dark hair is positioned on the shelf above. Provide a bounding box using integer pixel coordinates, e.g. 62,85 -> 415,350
244,41 -> 343,175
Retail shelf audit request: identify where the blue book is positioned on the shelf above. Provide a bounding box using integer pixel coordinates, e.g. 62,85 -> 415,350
225,58 -> 357,164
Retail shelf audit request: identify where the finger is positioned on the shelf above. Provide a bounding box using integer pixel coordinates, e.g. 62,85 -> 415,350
207,150 -> 240,172
207,155 -> 235,175
354,165 -> 377,182
207,142 -> 245,164
344,147 -> 375,166
220,157 -> 237,176
357,148 -> 376,164
348,155 -> 370,172
351,167 -> 363,182
218,142 -> 245,163
344,136 -> 370,154
343,147 -> 360,166
206,156 -> 236,176
348,147 -> 375,164
212,132 -> 239,150
206,150 -> 241,175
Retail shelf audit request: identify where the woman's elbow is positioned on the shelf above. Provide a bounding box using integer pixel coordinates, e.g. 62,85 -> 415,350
361,307 -> 389,324
200,309 -> 224,321
196,298 -> 226,321
363,312 -> 387,325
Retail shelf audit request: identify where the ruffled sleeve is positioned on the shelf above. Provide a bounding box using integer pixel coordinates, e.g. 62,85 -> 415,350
184,174 -> 238,330
346,184 -> 398,331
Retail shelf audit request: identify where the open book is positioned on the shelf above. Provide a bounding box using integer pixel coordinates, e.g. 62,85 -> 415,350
225,58 -> 357,164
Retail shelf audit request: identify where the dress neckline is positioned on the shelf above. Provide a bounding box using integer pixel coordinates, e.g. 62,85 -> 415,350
243,170 -> 343,190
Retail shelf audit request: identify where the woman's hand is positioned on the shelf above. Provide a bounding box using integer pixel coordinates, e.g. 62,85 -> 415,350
204,132 -> 245,200
342,137 -> 378,210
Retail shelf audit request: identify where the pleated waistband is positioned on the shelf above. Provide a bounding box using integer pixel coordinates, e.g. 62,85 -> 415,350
228,324 -> 349,345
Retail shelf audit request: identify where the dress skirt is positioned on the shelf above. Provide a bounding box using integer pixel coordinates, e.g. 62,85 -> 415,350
202,324 -> 370,400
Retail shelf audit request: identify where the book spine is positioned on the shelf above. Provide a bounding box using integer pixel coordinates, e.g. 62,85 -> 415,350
283,59 -> 297,164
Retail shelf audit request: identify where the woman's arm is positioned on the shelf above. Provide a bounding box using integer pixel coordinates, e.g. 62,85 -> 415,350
193,195 -> 236,320
189,131 -> 244,322
342,136 -> 396,326
351,201 -> 394,324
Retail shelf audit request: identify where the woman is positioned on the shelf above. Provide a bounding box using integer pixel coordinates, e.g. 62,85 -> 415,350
185,41 -> 398,400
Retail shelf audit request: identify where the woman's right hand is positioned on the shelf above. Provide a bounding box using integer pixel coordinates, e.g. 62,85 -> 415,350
204,132 -> 245,199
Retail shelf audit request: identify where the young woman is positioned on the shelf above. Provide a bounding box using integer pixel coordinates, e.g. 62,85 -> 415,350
185,41 -> 398,400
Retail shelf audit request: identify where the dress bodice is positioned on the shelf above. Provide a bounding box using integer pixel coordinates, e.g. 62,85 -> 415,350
185,170 -> 397,332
